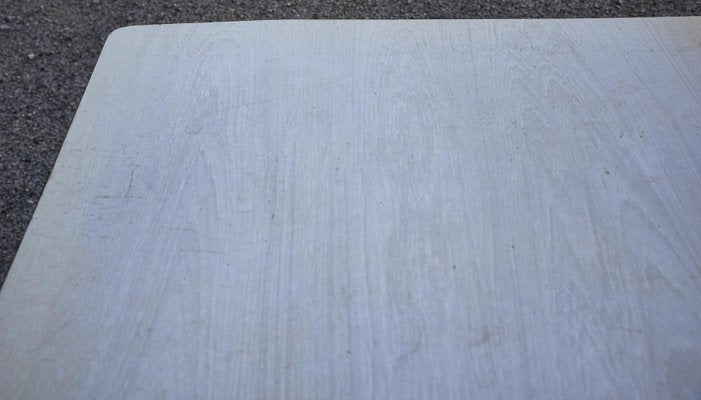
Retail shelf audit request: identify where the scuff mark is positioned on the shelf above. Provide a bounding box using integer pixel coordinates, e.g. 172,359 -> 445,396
32,314 -> 81,352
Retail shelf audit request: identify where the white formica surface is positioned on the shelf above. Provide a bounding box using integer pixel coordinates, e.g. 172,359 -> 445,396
1,18 -> 701,399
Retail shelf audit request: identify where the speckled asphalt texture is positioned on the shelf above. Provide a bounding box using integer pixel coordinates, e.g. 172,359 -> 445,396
1,1 -> 700,288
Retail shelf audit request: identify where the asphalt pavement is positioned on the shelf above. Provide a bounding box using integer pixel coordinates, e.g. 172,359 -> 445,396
1,0 -> 699,288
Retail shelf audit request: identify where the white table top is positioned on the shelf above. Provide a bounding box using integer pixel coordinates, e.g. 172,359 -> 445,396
1,18 -> 700,399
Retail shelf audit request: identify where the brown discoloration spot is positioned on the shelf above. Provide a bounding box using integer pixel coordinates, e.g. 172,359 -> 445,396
471,326 -> 491,347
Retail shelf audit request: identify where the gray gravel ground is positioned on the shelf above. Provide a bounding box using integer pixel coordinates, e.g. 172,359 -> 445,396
1,1 -> 700,288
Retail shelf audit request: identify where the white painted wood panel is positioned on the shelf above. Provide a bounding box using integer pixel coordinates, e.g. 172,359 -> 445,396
1,18 -> 700,399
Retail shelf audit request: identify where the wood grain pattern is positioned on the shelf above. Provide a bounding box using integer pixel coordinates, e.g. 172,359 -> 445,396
1,18 -> 700,399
